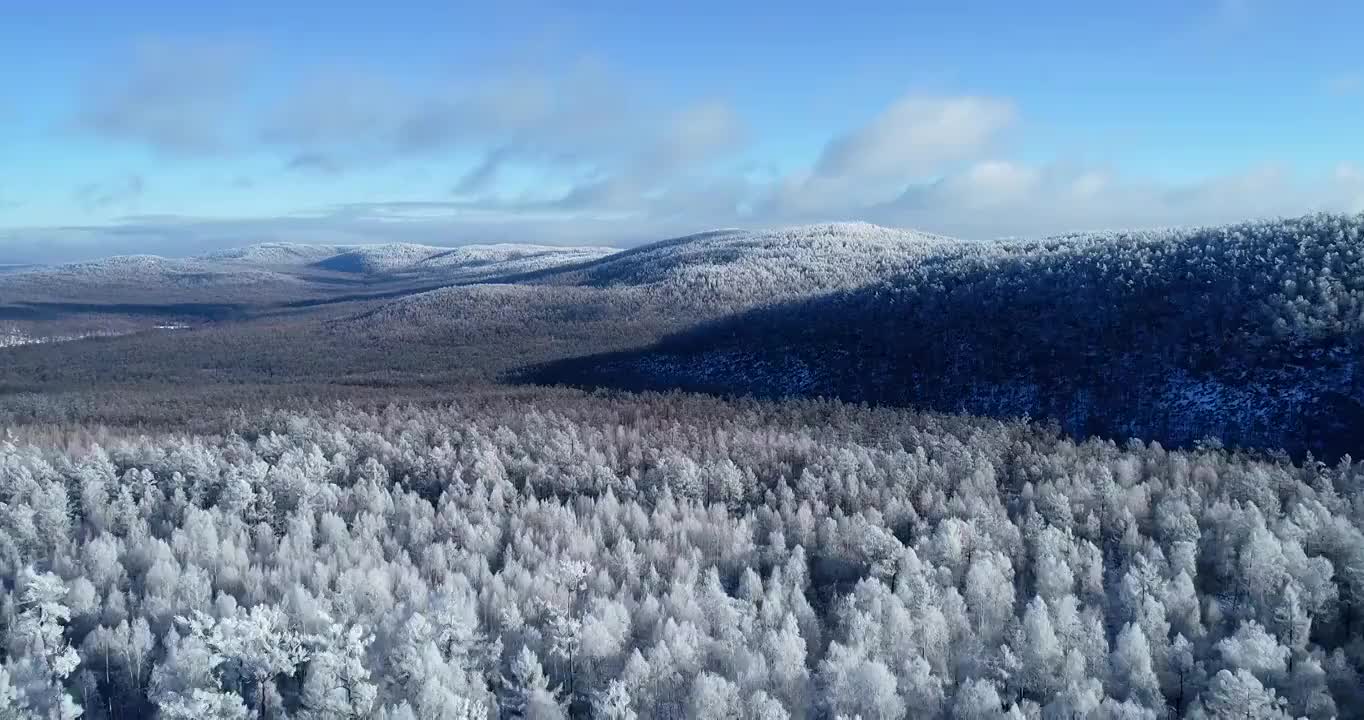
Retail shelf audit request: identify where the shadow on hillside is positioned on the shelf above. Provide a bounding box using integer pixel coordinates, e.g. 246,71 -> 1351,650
1,301 -> 250,321
523,274 -> 1364,463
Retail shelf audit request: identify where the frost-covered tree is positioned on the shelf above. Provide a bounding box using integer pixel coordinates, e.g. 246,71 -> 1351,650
818,643 -> 904,720
178,607 -> 308,718
592,679 -> 636,720
298,622 -> 376,719
1195,669 -> 1288,719
5,569 -> 82,718
1111,622 -> 1163,712
504,646 -> 564,720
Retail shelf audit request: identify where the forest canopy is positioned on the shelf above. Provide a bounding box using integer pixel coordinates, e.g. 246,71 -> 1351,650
1,391 -> 1362,718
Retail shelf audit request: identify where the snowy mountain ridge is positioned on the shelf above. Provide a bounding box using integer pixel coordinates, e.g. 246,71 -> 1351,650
527,222 -> 963,307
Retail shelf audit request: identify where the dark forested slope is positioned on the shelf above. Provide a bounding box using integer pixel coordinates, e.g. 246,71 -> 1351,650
535,214 -> 1364,460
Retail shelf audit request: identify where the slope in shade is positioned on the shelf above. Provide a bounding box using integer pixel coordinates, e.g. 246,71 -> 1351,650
532,213 -> 1364,460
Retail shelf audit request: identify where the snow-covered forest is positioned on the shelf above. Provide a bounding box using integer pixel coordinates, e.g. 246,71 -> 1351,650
8,0 -> 1363,712
2,392 -> 1363,718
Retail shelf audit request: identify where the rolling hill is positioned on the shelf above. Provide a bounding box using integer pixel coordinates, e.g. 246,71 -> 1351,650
337,224 -> 969,375
203,242 -> 353,266
530,222 -> 959,307
0,254 -> 309,304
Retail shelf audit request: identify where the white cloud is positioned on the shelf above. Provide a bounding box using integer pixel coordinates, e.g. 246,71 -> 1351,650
763,94 -> 1016,217
73,175 -> 147,212
259,68 -> 402,151
815,95 -> 1016,181
875,161 -> 1364,238
1336,163 -> 1364,213
28,40 -> 1364,260
9,161 -> 1364,264
390,59 -> 624,155
547,99 -> 747,211
252,52 -> 745,199
72,39 -> 674,181
75,38 -> 253,154
953,160 -> 1040,203
658,100 -> 746,166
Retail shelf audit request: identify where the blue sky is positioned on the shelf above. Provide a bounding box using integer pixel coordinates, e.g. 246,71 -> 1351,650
2,0 -> 1363,261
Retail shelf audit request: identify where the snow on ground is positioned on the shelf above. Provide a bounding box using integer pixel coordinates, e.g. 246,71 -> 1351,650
0,329 -> 118,348
1,324 -> 189,349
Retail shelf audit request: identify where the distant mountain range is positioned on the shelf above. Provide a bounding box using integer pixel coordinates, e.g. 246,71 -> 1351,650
0,241 -> 618,304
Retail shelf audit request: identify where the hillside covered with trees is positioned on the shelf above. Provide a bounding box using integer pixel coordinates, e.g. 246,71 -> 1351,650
536,214 -> 1364,460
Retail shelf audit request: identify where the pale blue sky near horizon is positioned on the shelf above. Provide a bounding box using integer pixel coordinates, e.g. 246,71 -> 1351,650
2,0 -> 1362,261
